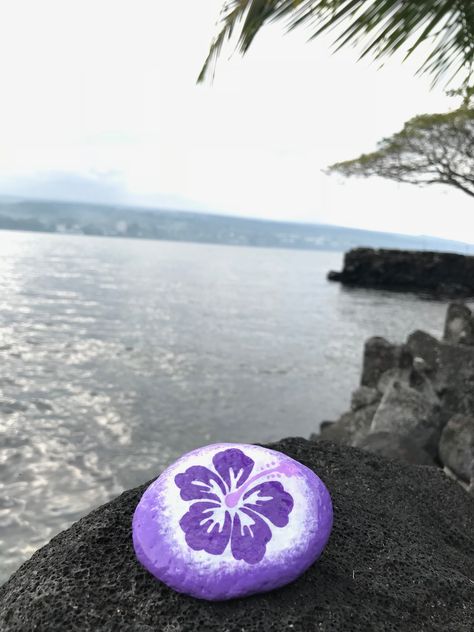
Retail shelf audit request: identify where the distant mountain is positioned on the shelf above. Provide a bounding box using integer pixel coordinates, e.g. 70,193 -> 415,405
0,196 -> 472,254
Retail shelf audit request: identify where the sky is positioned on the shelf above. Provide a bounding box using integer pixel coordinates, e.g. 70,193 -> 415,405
0,0 -> 473,242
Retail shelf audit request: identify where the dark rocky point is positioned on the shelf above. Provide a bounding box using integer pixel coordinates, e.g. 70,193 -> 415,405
1,438 -> 473,632
328,248 -> 474,298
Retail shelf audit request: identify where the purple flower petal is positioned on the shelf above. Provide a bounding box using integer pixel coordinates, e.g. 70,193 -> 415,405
179,502 -> 232,555
231,507 -> 272,564
212,448 -> 254,492
243,481 -> 294,527
174,465 -> 226,502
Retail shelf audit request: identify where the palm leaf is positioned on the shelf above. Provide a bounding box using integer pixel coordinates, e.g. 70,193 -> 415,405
199,1 -> 474,84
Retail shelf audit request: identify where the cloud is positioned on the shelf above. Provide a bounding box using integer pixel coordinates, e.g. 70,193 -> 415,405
0,170 -> 213,213
0,172 -> 125,205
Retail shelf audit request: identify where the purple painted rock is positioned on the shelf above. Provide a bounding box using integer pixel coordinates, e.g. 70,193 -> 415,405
132,443 -> 333,601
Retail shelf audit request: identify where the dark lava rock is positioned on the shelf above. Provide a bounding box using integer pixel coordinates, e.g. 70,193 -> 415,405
320,421 -> 335,432
318,404 -> 379,445
328,248 -> 474,298
439,415 -> 474,484
1,438 -> 473,632
350,386 -> 381,411
443,303 -> 474,346
407,330 -> 474,416
356,432 -> 435,466
361,337 -> 401,388
370,380 -> 442,457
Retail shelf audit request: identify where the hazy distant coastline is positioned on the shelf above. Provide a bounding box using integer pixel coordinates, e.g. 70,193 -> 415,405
0,196 -> 472,254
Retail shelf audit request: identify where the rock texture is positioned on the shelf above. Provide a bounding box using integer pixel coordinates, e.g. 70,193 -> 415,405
317,404 -> 379,446
316,303 -> 474,491
439,415 -> 474,488
350,386 -> 381,411
444,302 -> 474,345
328,248 -> 474,298
1,438 -> 473,632
360,337 -> 402,388
407,329 -> 474,416
356,432 -> 434,465
369,380 -> 442,457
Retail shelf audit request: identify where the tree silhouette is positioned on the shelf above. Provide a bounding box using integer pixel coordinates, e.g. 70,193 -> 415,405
327,106 -> 474,198
200,1 -> 474,85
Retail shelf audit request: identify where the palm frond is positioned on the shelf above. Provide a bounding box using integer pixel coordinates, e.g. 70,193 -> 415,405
199,1 -> 474,85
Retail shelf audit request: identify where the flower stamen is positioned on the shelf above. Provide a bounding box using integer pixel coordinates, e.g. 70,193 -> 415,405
224,461 -> 298,508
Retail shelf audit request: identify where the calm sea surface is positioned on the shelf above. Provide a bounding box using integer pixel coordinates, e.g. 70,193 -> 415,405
0,230 -> 455,583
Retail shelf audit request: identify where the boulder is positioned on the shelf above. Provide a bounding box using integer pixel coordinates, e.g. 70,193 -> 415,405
443,303 -> 474,346
375,363 -> 437,399
439,415 -> 474,484
376,367 -> 406,395
360,337 -> 404,388
319,338 -> 442,462
405,331 -> 440,373
370,380 -> 442,457
320,421 -> 335,432
1,438 -> 473,632
407,330 -> 474,416
319,404 -> 378,445
309,422 -> 336,442
355,432 -> 435,465
327,247 -> 474,298
350,386 -> 381,411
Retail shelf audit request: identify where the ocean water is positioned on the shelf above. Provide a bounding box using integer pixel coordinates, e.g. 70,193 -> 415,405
0,230 -> 454,583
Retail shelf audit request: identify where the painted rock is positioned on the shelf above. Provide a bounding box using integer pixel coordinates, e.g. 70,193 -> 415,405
132,443 -> 333,601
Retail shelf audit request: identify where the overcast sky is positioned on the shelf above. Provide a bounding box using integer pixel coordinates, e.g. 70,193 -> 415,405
0,0 -> 473,242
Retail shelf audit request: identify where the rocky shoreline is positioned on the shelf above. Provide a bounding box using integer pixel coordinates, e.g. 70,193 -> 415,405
328,247 -> 474,298
312,301 -> 474,494
1,294 -> 473,630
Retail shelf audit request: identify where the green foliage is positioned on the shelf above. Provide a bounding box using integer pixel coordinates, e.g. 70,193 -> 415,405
200,1 -> 474,85
446,84 -> 474,107
327,106 -> 474,198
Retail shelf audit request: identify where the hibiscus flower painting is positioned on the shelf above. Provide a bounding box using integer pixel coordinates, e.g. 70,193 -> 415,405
174,447 -> 295,564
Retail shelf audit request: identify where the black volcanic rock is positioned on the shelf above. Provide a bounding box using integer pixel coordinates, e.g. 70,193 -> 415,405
311,303 -> 474,492
319,404 -> 378,445
439,415 -> 474,485
369,380 -> 442,457
356,432 -> 435,465
1,438 -> 473,632
407,330 -> 474,416
328,248 -> 474,298
350,386 -> 381,411
361,337 -> 407,388
443,303 -> 474,345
